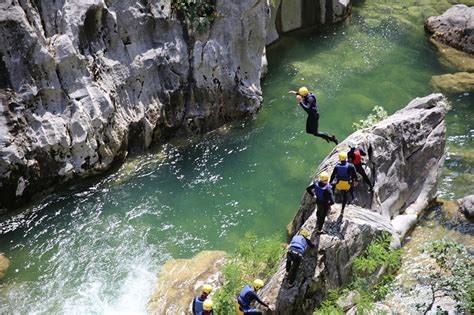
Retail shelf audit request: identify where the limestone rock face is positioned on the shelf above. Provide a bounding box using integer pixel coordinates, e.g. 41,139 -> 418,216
260,94 -> 447,314
0,0 -> 269,210
425,5 -> 474,54
0,254 -> 10,279
266,0 -> 352,45
458,195 -> 474,218
148,250 -> 226,315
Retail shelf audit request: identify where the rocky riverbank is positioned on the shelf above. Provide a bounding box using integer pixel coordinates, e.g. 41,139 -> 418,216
0,0 -> 353,212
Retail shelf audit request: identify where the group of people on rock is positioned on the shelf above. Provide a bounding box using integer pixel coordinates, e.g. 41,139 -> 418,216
192,86 -> 375,314
193,279 -> 273,315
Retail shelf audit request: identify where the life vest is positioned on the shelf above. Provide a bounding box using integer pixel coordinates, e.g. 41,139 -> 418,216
335,162 -> 351,191
352,149 -> 362,165
304,93 -> 318,111
238,285 -> 255,309
289,234 -> 308,255
193,296 -> 205,314
336,162 -> 350,181
314,181 -> 329,202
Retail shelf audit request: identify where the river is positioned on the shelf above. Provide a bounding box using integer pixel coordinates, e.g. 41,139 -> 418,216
0,0 -> 472,313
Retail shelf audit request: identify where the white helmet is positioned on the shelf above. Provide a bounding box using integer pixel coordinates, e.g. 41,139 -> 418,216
347,140 -> 356,148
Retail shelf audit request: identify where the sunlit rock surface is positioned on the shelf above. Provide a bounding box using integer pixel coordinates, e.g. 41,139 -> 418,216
266,0 -> 352,45
148,250 -> 226,315
431,72 -> 474,93
0,0 -> 269,210
0,254 -> 10,279
259,94 -> 447,314
425,4 -> 474,54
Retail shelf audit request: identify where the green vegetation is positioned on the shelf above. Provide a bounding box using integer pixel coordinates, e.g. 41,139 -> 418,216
213,233 -> 285,314
352,105 -> 388,130
416,239 -> 474,313
314,232 -> 401,314
171,0 -> 217,34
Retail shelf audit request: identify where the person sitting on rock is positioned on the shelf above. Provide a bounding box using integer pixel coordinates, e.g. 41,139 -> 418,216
237,279 -> 273,314
202,299 -> 214,315
286,229 -> 316,287
193,284 -> 212,315
288,87 -> 338,145
347,140 -> 374,192
306,171 -> 335,233
330,152 -> 358,213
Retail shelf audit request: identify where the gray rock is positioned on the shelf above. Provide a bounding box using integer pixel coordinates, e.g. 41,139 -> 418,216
0,0 -> 269,210
458,194 -> 474,218
425,5 -> 474,54
259,94 -> 447,314
266,0 -> 352,45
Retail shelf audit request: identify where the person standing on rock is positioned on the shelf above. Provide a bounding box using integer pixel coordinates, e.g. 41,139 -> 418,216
285,229 -> 316,287
347,140 -> 374,192
237,279 -> 273,314
289,87 -> 338,144
193,284 -> 213,315
306,172 -> 335,233
330,152 -> 358,213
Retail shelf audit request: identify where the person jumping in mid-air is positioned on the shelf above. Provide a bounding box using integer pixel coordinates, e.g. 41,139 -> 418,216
289,87 -> 338,145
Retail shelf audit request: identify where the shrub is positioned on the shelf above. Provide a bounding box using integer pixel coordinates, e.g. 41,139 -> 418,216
416,239 -> 474,313
352,105 -> 388,130
314,232 -> 401,314
213,233 -> 285,314
171,0 -> 217,34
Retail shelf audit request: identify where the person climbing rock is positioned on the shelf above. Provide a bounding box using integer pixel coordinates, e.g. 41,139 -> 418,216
202,299 -> 214,315
330,152 -> 358,213
193,284 -> 213,315
347,140 -> 374,192
237,279 -> 273,314
288,87 -> 338,144
306,171 -> 335,233
285,229 -> 316,287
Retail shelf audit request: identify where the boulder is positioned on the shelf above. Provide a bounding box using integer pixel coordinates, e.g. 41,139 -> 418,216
148,250 -> 226,315
425,5 -> 474,54
458,194 -> 474,218
431,72 -> 474,93
0,254 -> 10,279
429,39 -> 474,72
259,94 -> 447,314
0,0 -> 269,211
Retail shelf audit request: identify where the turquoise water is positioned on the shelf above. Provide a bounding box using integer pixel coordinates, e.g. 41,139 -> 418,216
0,1 -> 473,313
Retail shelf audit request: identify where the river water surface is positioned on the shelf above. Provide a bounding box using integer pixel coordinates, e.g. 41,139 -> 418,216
0,0 -> 473,313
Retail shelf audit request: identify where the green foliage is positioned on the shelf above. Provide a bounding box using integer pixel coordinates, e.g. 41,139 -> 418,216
213,233 -> 285,314
314,232 -> 401,314
417,238 -> 474,313
353,232 -> 400,276
171,0 -> 217,34
352,105 -> 388,130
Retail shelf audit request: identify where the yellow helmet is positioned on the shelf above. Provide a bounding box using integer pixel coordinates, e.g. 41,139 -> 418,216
298,87 -> 309,96
203,299 -> 213,311
338,152 -> 347,161
202,284 -> 213,295
319,171 -> 329,182
253,279 -> 264,290
299,229 -> 310,238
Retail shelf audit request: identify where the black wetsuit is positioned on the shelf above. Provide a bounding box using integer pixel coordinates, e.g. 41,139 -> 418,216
299,93 -> 334,142
306,181 -> 335,231
348,148 -> 373,189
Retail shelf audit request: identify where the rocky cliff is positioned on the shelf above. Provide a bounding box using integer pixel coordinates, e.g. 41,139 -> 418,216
0,0 -> 353,212
258,93 -> 448,314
